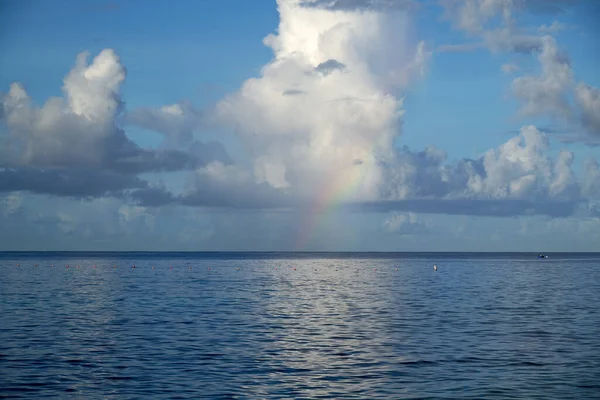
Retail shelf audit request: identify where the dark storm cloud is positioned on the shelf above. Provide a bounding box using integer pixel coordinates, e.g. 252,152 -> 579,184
104,144 -> 203,174
0,130 -> 229,199
0,168 -> 147,198
179,183 -> 294,210
130,186 -> 176,207
298,0 -> 420,11
0,107 -> 231,198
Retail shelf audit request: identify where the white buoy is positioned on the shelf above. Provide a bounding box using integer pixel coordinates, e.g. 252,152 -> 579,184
433,264 -> 437,271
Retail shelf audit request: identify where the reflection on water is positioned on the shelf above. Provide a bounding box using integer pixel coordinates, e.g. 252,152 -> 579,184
1,254 -> 600,398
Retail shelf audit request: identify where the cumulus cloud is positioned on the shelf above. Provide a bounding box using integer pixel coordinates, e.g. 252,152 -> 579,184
441,0 -> 558,54
0,49 -> 219,198
124,101 -> 202,147
441,0 -> 513,35
511,36 -> 573,119
179,123 -> 593,217
574,83 -> 600,136
440,0 -> 545,54
0,50 -> 121,170
440,0 -> 597,142
379,125 -> 584,204
126,124 -> 595,217
441,0 -> 573,36
438,0 -> 580,56
506,36 -> 600,139
165,0 -> 591,217
213,0 -> 427,203
582,159 -> 600,199
1,0 -> 596,222
180,162 -> 294,209
5,0 -> 600,252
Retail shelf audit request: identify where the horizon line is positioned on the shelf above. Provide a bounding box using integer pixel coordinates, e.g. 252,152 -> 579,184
0,250 -> 598,254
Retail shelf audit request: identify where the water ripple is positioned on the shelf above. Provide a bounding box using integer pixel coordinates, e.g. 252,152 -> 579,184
1,254 -> 599,398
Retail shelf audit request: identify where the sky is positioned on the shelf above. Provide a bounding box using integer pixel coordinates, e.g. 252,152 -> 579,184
0,0 -> 599,252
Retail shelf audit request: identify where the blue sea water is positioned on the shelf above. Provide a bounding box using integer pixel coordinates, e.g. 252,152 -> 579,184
1,252 -> 599,399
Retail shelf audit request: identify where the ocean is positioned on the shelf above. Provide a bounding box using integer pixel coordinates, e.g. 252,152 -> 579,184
1,252 -> 599,399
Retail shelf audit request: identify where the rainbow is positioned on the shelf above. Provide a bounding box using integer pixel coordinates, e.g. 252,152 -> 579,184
293,93 -> 401,250
294,161 -> 369,250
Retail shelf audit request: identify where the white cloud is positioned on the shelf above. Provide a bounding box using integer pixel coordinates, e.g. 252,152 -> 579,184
5,0 -> 600,251
441,0 -> 513,35
125,101 -> 202,147
180,161 -> 292,209
402,40 -> 431,82
0,49 -> 217,198
440,0 -> 545,53
574,83 -> 600,136
64,49 -> 126,123
483,127 -> 582,201
549,149 -> 577,198
475,125 -> 553,198
0,50 -> 128,182
186,0 -> 590,215
1,0 -> 595,221
440,0 -> 572,51
440,1 -> 598,142
212,0 -> 427,203
582,158 -> 600,199
373,125 -> 586,211
0,49 -> 126,168
511,36 -> 573,119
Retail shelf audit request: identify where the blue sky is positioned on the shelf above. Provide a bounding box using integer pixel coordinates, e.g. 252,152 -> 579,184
1,0 -> 599,251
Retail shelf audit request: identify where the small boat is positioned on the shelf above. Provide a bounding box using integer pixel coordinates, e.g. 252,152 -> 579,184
537,254 -> 548,259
